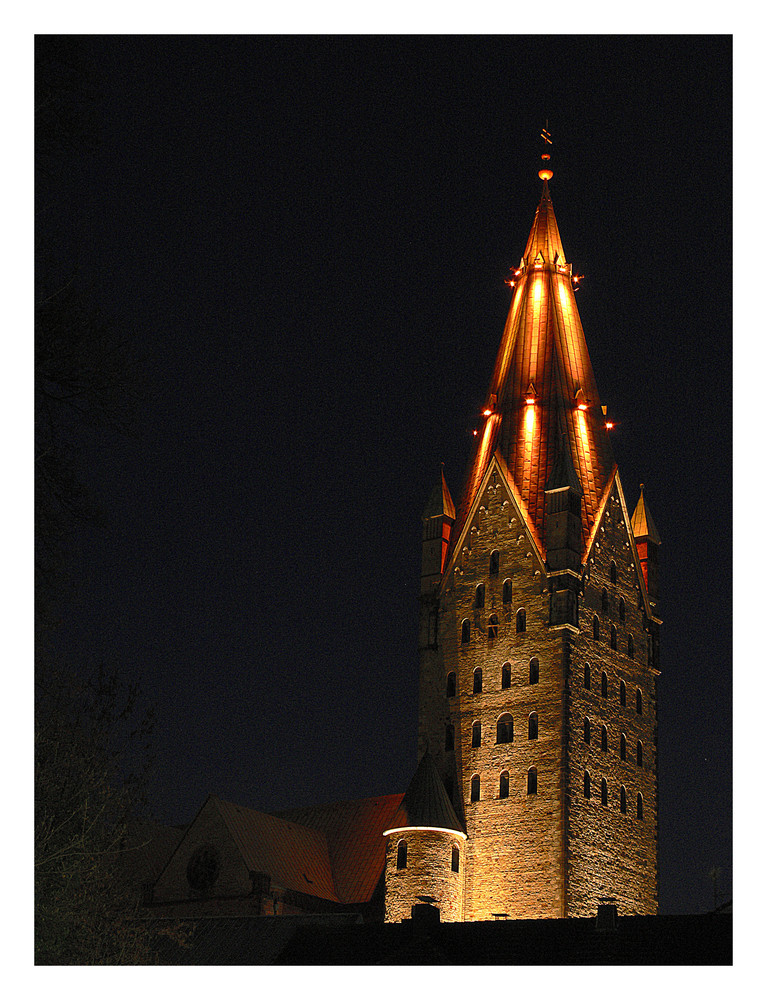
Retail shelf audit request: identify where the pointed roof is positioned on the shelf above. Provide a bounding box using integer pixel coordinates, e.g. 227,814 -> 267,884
383,752 -> 466,838
423,466 -> 456,521
631,485 -> 661,544
446,176 -> 615,570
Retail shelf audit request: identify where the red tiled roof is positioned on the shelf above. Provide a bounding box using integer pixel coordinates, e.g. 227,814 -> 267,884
277,793 -> 404,904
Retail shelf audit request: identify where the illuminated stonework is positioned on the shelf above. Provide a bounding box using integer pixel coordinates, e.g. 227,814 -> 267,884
406,169 -> 661,922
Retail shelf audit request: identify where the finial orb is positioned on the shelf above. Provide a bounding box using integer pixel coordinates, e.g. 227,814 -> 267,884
538,168 -> 553,181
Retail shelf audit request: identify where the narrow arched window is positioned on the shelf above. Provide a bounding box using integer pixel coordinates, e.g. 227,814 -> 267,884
502,578 -> 512,605
451,845 -> 460,872
529,657 -> 539,684
489,550 -> 500,576
584,663 -> 591,690
516,608 -> 526,633
584,717 -> 591,744
475,583 -> 485,609
610,561 -> 617,584
527,767 -> 538,795
601,724 -> 608,752
628,634 -> 634,659
528,712 -> 538,740
620,785 -> 627,813
501,662 -> 511,689
610,625 -> 617,650
472,720 -> 481,748
601,671 -> 608,698
446,672 -> 457,698
619,597 -> 626,622
637,793 -> 644,820
470,774 -> 480,802
601,588 -> 609,614
584,770 -> 591,798
620,680 -> 626,707
488,614 -> 499,640
593,616 -> 600,641
636,688 -> 643,715
601,778 -> 608,806
473,667 -> 482,694
496,714 -> 513,744
461,619 -> 470,644
637,740 -> 643,768
445,724 -> 454,751
396,839 -> 407,869
499,771 -> 509,799
620,732 -> 627,761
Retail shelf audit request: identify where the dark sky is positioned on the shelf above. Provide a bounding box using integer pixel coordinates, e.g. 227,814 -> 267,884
39,35 -> 732,916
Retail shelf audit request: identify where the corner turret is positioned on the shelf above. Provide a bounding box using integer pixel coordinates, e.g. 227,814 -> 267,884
631,484 -> 661,605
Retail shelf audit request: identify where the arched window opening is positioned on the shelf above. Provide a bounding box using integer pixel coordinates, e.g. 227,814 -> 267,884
488,614 -> 499,640
637,793 -> 644,820
601,724 -> 608,752
516,608 -> 526,633
601,671 -> 608,698
473,667 -> 483,694
396,839 -> 407,870
601,588 -> 609,614
496,714 -> 513,744
501,662 -> 511,689
475,583 -> 485,609
489,550 -> 500,576
502,578 -> 512,605
610,625 -> 617,650
461,619 -> 470,645
593,616 -> 600,641
610,561 -> 617,584
620,732 -> 627,761
601,778 -> 608,806
636,688 -> 643,715
527,767 -> 538,795
446,672 -> 457,698
528,712 -> 539,740
637,740 -> 644,768
620,785 -> 627,813
628,634 -> 634,659
619,597 -> 626,622
584,770 -> 591,799
584,717 -> 591,744
451,845 -> 460,872
499,771 -> 510,799
584,663 -> 591,690
472,720 -> 481,748
445,724 -> 454,752
529,657 -> 539,684
470,774 -> 480,802
620,680 -> 626,707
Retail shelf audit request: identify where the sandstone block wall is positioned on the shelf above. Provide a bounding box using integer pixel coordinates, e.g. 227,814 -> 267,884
384,830 -> 465,922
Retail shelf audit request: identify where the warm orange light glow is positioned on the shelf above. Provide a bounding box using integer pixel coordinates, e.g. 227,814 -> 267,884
524,400 -> 536,435
383,825 -> 468,840
525,398 -> 536,406
578,403 -> 588,411
606,421 -> 614,430
483,408 -> 492,416
473,429 -> 478,436
538,168 -> 553,181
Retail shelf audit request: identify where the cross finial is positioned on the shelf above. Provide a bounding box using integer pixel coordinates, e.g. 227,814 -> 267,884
539,122 -> 553,181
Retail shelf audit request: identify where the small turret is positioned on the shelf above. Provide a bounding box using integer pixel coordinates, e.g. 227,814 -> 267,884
421,467 -> 455,596
382,752 -> 466,923
631,484 -> 661,605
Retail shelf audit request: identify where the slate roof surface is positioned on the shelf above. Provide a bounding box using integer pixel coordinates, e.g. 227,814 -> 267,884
446,178 -> 616,569
213,796 -> 339,902
276,793 -> 405,904
384,752 -> 465,836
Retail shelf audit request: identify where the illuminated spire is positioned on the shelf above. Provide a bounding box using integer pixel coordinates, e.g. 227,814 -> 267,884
631,484 -> 661,545
445,140 -> 616,569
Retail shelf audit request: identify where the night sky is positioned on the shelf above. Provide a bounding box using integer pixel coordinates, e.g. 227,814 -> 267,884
39,35 -> 732,916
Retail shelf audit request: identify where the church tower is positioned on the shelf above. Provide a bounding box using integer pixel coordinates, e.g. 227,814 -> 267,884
413,135 -> 661,921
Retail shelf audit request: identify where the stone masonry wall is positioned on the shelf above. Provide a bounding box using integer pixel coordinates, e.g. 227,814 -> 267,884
565,485 -> 658,915
384,830 -> 465,922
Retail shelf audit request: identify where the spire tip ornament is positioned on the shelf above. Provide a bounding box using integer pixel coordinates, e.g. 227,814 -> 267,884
539,123 -> 553,181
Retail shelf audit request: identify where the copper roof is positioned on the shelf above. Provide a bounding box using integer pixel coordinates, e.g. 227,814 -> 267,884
446,180 -> 615,567
213,796 -> 340,902
383,752 -> 465,837
631,485 -> 661,544
276,793 -> 405,904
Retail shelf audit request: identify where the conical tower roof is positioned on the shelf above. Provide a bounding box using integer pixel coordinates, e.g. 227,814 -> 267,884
631,484 -> 661,544
448,170 -> 616,565
423,465 -> 456,521
383,752 -> 465,838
